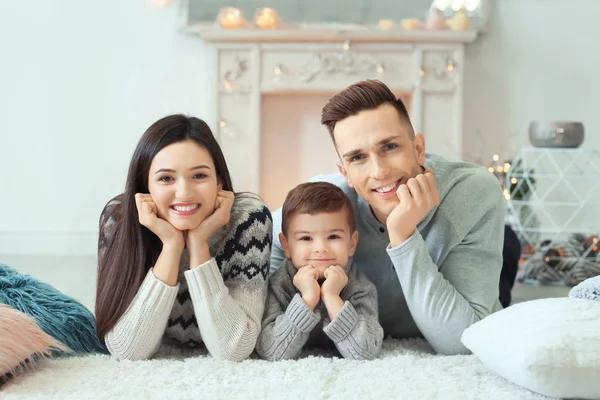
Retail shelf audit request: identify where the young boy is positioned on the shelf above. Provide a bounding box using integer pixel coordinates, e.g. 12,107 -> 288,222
256,182 -> 384,361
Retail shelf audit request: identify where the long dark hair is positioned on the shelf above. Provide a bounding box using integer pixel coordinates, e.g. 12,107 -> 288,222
95,115 -> 234,339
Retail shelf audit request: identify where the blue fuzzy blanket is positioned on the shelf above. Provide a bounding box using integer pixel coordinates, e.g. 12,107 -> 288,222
0,264 -> 107,355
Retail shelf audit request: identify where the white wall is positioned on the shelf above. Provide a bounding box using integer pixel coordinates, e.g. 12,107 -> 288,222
463,0 -> 600,165
1,0 -> 598,254
0,0 -> 212,254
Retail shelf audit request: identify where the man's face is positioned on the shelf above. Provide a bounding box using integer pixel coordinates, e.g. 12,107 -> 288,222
333,104 -> 425,224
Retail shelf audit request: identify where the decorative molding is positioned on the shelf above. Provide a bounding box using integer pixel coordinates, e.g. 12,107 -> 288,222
221,55 -> 249,90
295,40 -> 383,83
421,51 -> 459,81
0,231 -> 98,255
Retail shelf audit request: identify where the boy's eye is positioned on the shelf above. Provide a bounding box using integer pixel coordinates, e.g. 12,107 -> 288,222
299,236 -> 311,241
328,235 -> 341,239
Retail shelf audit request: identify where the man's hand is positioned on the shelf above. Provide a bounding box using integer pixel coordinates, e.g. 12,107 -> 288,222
386,170 -> 439,248
292,265 -> 321,310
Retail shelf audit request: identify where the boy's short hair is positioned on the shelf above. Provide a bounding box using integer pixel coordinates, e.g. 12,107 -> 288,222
281,182 -> 355,236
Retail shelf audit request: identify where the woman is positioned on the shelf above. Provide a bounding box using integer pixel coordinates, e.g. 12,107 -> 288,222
95,114 -> 272,361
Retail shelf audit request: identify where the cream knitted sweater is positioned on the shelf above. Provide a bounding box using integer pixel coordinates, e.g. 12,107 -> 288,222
100,195 -> 272,361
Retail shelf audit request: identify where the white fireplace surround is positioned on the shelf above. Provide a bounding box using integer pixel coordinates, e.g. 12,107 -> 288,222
190,24 -> 478,208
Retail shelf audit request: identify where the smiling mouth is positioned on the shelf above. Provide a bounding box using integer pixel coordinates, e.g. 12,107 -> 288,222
170,204 -> 200,216
373,180 -> 401,195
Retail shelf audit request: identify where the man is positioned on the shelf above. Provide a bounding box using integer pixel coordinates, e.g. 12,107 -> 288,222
270,79 -> 510,355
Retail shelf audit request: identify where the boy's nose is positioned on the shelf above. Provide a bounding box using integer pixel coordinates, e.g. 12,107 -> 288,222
314,243 -> 329,253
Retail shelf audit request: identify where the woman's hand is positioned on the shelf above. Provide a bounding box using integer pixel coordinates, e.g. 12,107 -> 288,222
135,193 -> 184,251
186,190 -> 235,268
187,191 -> 235,245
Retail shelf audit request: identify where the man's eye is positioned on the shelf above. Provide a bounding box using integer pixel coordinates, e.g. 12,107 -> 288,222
350,155 -> 363,162
385,143 -> 397,151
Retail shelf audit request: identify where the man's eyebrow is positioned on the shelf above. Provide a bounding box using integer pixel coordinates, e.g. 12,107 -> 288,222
342,149 -> 362,159
342,135 -> 402,159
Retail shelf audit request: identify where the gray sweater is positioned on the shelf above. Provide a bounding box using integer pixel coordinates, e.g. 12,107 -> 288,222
270,153 -> 505,355
256,259 -> 384,361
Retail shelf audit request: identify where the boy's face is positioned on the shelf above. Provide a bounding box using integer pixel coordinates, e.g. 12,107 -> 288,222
279,210 -> 358,279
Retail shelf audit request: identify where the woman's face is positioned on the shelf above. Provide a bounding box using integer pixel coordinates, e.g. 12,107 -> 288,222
147,140 -> 221,231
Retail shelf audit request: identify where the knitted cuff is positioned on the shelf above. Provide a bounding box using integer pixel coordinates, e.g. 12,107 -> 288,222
184,258 -> 225,299
323,301 -> 358,343
285,294 -> 321,333
146,268 -> 181,307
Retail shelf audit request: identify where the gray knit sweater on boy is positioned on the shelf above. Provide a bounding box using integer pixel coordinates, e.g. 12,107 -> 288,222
256,258 -> 384,361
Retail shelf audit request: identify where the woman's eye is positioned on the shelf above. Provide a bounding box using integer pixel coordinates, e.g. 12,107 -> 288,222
158,176 -> 173,182
194,173 -> 207,179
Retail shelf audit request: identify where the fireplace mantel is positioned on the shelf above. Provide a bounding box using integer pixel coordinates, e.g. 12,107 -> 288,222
190,23 -> 478,204
188,23 -> 478,44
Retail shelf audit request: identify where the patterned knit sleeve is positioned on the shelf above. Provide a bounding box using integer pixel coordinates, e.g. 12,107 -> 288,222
322,267 -> 384,360
256,264 -> 321,361
184,196 -> 272,361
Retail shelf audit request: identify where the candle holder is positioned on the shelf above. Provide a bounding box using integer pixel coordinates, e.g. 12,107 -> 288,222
217,7 -> 246,29
254,8 -> 281,29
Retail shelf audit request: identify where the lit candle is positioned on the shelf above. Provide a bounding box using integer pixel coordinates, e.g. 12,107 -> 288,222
254,8 -> 281,29
217,7 -> 246,29
152,0 -> 172,6
378,19 -> 394,30
401,19 -> 421,30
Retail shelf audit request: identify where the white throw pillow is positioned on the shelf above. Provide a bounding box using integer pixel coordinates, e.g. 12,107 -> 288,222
461,297 -> 600,399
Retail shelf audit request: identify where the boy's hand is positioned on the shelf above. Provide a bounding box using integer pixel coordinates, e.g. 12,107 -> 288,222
386,170 -> 439,248
293,265 -> 320,310
321,265 -> 348,320
321,265 -> 348,297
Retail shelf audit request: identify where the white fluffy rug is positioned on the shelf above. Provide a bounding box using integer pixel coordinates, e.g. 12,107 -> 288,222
2,339 -> 553,400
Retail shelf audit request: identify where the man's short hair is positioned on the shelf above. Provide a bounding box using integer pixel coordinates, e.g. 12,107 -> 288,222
281,181 -> 355,236
321,79 -> 414,145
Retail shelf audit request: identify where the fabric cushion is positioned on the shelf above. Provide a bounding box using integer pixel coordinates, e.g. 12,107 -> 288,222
569,275 -> 600,301
0,304 -> 67,384
461,297 -> 600,399
0,264 -> 107,355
